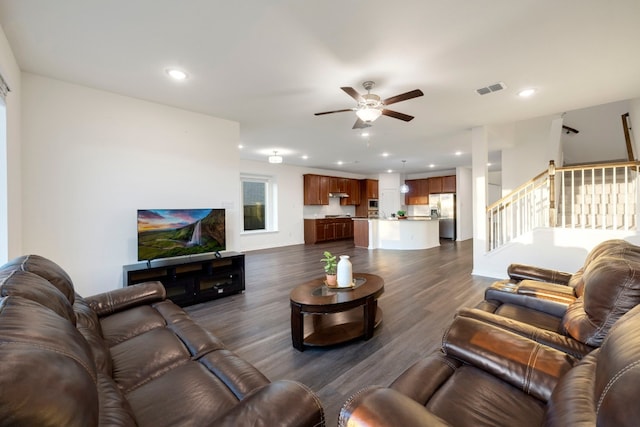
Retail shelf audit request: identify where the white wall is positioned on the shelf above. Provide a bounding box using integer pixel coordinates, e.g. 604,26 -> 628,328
501,115 -> 559,194
456,167 -> 473,241
21,74 -> 240,296
473,228 -> 640,279
0,25 -> 21,262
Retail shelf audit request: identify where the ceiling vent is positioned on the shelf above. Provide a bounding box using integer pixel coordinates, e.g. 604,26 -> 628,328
476,82 -> 506,96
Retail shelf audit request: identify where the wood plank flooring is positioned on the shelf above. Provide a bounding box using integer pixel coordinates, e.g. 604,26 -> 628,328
185,239 -> 497,425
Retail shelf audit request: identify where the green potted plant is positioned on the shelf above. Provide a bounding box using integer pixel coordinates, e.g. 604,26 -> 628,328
320,251 -> 338,286
397,210 -> 407,219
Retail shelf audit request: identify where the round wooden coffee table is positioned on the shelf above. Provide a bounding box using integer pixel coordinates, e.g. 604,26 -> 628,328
289,273 -> 384,351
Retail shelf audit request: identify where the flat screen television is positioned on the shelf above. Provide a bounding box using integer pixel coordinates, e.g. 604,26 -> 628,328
137,209 -> 226,261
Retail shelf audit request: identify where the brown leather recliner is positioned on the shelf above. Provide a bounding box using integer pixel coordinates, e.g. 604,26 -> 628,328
0,255 -> 325,427
466,239 -> 640,357
338,303 -> 640,426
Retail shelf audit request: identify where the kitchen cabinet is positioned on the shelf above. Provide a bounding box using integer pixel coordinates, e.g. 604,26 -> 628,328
329,177 -> 349,193
428,176 -> 443,194
442,175 -> 456,193
405,175 -> 455,205
341,179 -> 361,206
405,179 -> 429,205
304,218 -> 353,244
363,179 -> 379,199
303,174 -> 329,205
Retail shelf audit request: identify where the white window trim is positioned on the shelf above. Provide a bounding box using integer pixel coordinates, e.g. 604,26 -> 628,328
240,174 -> 278,234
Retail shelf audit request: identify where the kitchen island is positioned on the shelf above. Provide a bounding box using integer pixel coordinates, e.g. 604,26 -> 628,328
353,217 -> 440,250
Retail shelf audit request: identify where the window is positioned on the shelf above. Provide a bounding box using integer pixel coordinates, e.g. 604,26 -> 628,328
241,175 -> 277,233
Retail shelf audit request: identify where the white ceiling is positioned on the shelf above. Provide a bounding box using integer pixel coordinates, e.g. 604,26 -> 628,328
2,0 -> 640,175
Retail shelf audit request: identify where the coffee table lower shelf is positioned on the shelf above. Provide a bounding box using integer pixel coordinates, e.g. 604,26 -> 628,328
302,307 -> 383,347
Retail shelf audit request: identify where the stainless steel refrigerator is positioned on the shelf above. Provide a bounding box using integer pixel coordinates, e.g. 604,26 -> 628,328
429,193 -> 456,240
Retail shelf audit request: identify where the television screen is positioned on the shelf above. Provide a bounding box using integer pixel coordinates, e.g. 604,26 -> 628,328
137,209 -> 226,261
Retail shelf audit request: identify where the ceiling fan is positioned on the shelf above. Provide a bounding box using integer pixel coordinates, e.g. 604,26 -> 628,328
315,81 -> 424,129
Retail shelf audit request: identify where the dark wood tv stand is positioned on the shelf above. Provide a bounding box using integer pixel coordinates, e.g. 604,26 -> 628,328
123,252 -> 245,307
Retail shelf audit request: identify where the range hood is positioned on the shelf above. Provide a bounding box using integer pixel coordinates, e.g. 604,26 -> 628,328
329,192 -> 349,198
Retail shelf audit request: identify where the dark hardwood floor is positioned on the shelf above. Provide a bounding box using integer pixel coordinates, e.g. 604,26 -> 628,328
186,239 -> 496,425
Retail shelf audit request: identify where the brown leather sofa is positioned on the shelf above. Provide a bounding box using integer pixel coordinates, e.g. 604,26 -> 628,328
464,239 -> 640,358
0,255 -> 324,427
338,239 -> 640,426
339,302 -> 640,426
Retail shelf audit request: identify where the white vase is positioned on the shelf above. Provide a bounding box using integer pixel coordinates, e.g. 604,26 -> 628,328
337,255 -> 353,287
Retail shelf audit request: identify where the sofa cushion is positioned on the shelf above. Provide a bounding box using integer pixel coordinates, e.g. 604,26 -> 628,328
0,269 -> 76,324
0,295 -> 98,426
75,295 -> 113,376
0,254 -> 76,304
99,299 -> 274,427
389,352 -> 546,426
563,255 -> 640,346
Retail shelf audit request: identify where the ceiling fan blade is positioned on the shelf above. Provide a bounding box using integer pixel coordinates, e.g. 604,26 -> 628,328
382,109 -> 414,122
341,87 -> 364,103
352,118 -> 372,129
382,89 -> 424,106
314,108 -> 354,116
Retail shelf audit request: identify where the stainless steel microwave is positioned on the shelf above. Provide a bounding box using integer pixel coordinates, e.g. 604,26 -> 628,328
368,199 -> 379,209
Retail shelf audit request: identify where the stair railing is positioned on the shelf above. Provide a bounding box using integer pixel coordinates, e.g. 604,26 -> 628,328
487,160 -> 640,251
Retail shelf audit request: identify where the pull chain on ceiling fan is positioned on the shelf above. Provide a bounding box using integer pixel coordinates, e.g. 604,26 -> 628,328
315,81 -> 424,129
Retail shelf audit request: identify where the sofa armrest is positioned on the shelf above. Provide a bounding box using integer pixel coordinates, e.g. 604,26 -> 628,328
508,263 -> 572,285
456,307 -> 595,359
85,281 -> 166,317
338,386 -> 450,427
443,316 -> 577,402
485,280 -> 575,318
211,380 -> 324,427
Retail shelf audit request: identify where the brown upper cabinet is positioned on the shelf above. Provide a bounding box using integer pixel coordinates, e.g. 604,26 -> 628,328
404,179 -> 429,205
341,179 -> 361,206
405,175 -> 456,205
329,177 -> 350,193
304,175 -> 372,206
303,174 -> 329,205
442,175 -> 456,193
428,176 -> 443,194
362,179 -> 379,199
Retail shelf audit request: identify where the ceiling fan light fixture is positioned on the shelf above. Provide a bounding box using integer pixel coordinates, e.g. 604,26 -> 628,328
356,107 -> 382,122
268,151 -> 283,164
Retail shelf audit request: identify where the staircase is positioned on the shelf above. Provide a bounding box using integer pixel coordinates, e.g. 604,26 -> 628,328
487,161 -> 640,251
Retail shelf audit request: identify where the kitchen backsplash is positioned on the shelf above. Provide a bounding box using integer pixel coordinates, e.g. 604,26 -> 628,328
303,198 -> 357,218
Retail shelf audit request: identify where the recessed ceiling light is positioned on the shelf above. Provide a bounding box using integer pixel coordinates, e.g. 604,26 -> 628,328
487,162 -> 492,166
302,155 -> 308,160
518,88 -> 536,98
382,152 -> 389,157
337,161 -> 344,165
238,144 -> 243,149
361,132 -> 370,137
166,68 -> 188,81
387,169 -> 393,173
455,151 -> 462,156
429,164 -> 435,168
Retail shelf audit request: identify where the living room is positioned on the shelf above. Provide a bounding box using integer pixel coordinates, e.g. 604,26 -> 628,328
3,2 -> 640,296
2,2 -> 640,425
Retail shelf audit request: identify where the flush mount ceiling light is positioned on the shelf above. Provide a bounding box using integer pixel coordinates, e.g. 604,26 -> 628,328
268,151 -> 283,164
518,88 -> 536,98
400,160 -> 410,194
166,68 -> 188,81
